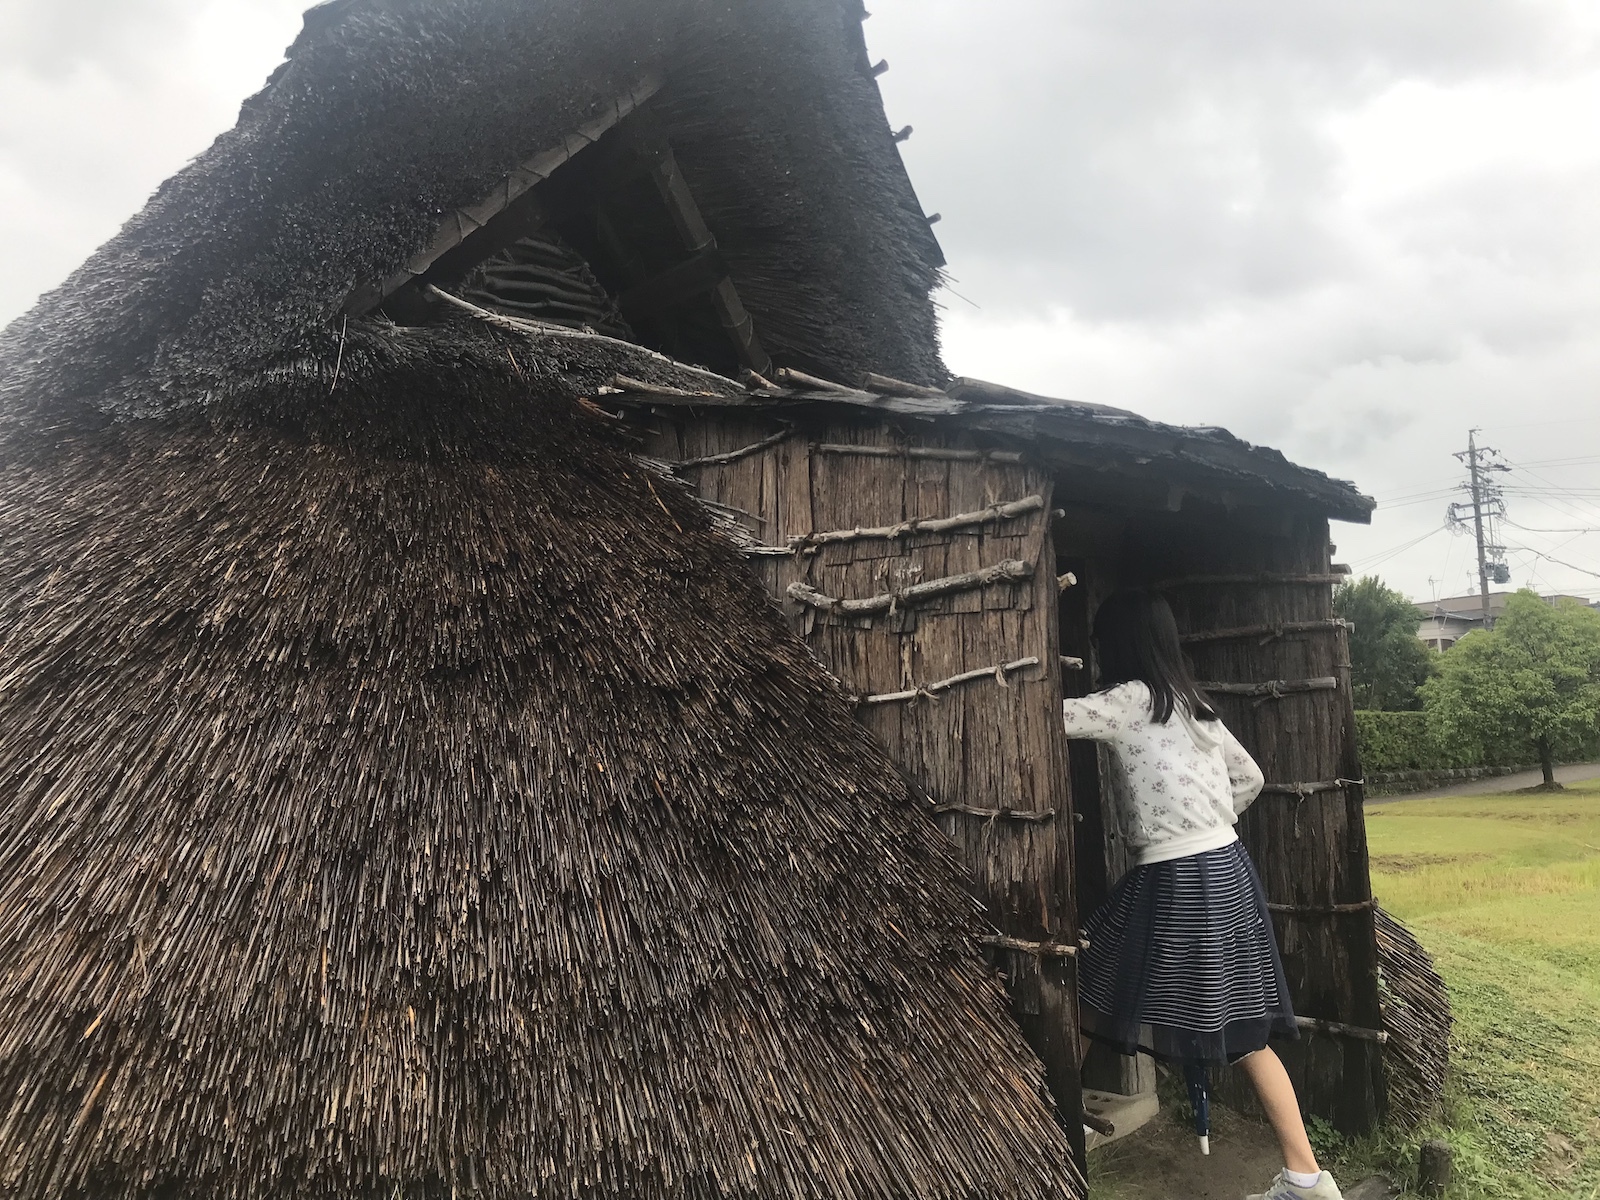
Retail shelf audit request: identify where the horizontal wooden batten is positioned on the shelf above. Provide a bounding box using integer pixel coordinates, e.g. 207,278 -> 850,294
933,805 -> 1058,825
1181,619 -> 1350,645
791,496 -> 1045,551
1267,899 -> 1378,916
1200,677 -> 1339,699
787,559 -> 1034,618
672,426 -> 793,471
980,935 -> 1080,958
858,657 -> 1044,706
1157,573 -> 1349,588
815,444 -> 1024,464
1294,1016 -> 1389,1045
1260,779 -> 1363,798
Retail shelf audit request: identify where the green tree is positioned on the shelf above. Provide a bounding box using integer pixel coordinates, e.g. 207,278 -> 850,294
1334,576 -> 1435,710
1421,590 -> 1600,786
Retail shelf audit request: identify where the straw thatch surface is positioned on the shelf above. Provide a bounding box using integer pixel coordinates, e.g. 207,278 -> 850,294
0,318 -> 1082,1198
0,0 -> 944,429
1375,907 -> 1452,1129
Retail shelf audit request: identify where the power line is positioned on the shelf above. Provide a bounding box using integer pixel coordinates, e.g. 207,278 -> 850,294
1351,524 -> 1449,569
1520,551 -> 1600,582
1505,520 -> 1600,535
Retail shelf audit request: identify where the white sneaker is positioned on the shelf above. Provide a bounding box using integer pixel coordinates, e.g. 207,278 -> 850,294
1247,1170 -> 1343,1200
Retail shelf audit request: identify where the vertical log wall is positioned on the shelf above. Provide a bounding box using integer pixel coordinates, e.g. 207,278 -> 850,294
638,413 -> 1086,1152
1128,508 -> 1384,1135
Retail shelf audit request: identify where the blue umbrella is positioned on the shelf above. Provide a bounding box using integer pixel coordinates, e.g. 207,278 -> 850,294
1183,1061 -> 1211,1155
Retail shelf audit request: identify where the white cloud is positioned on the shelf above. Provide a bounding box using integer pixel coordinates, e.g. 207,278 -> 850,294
1,0 -> 1598,600
0,0 -> 307,320
871,0 -> 1600,600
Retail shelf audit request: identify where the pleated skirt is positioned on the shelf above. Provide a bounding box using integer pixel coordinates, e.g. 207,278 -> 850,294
1078,840 -> 1298,1064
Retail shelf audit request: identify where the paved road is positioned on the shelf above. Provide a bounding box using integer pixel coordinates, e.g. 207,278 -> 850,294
1371,761 -> 1600,804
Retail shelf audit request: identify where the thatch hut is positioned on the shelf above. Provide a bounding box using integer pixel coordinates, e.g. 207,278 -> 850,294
614,380 -> 1399,1137
0,1 -> 1090,1198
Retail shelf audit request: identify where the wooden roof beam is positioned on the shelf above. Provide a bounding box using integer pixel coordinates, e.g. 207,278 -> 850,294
640,143 -> 773,377
341,73 -> 663,318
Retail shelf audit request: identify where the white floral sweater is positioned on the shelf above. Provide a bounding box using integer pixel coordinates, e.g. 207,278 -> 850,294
1062,681 -> 1265,866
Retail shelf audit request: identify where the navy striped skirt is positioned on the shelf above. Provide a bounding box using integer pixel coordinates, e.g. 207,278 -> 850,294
1078,840 -> 1298,1064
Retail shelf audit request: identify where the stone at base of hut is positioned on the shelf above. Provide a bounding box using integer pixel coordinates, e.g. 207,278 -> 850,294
1082,1089 -> 1160,1152
1344,1177 -> 1398,1200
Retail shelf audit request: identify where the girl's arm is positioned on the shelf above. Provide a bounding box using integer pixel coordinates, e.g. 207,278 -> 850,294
1061,684 -> 1139,743
1222,724 -> 1265,813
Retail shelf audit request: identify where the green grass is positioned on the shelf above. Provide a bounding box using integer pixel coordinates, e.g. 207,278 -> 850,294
1326,781 -> 1600,1197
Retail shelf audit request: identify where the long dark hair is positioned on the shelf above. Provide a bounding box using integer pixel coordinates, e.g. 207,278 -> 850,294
1091,590 -> 1218,724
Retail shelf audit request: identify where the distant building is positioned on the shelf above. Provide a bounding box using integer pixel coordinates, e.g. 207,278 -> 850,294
1416,591 -> 1596,650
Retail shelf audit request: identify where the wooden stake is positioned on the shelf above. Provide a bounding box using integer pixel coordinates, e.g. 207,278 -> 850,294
1419,1141 -> 1453,1196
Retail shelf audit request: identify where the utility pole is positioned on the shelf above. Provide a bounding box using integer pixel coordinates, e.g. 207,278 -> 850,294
1467,430 -> 1491,627
1449,430 -> 1511,630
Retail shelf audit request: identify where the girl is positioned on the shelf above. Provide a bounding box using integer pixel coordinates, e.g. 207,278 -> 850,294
1064,590 -> 1342,1200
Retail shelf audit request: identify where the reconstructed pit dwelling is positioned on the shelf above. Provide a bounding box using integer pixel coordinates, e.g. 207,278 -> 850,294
0,1 -> 1447,1196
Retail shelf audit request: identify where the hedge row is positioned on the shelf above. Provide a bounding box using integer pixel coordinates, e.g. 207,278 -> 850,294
1355,709 -> 1600,773
1354,711 -> 1470,773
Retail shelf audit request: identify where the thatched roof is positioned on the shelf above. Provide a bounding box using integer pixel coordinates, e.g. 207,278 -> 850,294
612,374 -> 1375,524
0,2 -> 1083,1197
0,0 -> 945,427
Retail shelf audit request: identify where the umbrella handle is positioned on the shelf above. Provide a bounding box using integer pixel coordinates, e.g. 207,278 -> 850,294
1183,1062 -> 1211,1156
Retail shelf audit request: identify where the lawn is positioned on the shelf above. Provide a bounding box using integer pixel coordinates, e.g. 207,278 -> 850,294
1342,782 -> 1600,1197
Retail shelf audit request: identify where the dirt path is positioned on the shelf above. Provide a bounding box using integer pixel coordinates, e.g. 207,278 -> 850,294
1369,761 -> 1600,804
1088,1100 -> 1284,1199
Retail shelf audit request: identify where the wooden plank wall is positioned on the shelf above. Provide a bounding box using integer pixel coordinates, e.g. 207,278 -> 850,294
637,411 -> 1085,1151
1125,509 -> 1385,1135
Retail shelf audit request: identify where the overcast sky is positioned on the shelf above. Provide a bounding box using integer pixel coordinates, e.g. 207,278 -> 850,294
3,0 -> 1599,602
